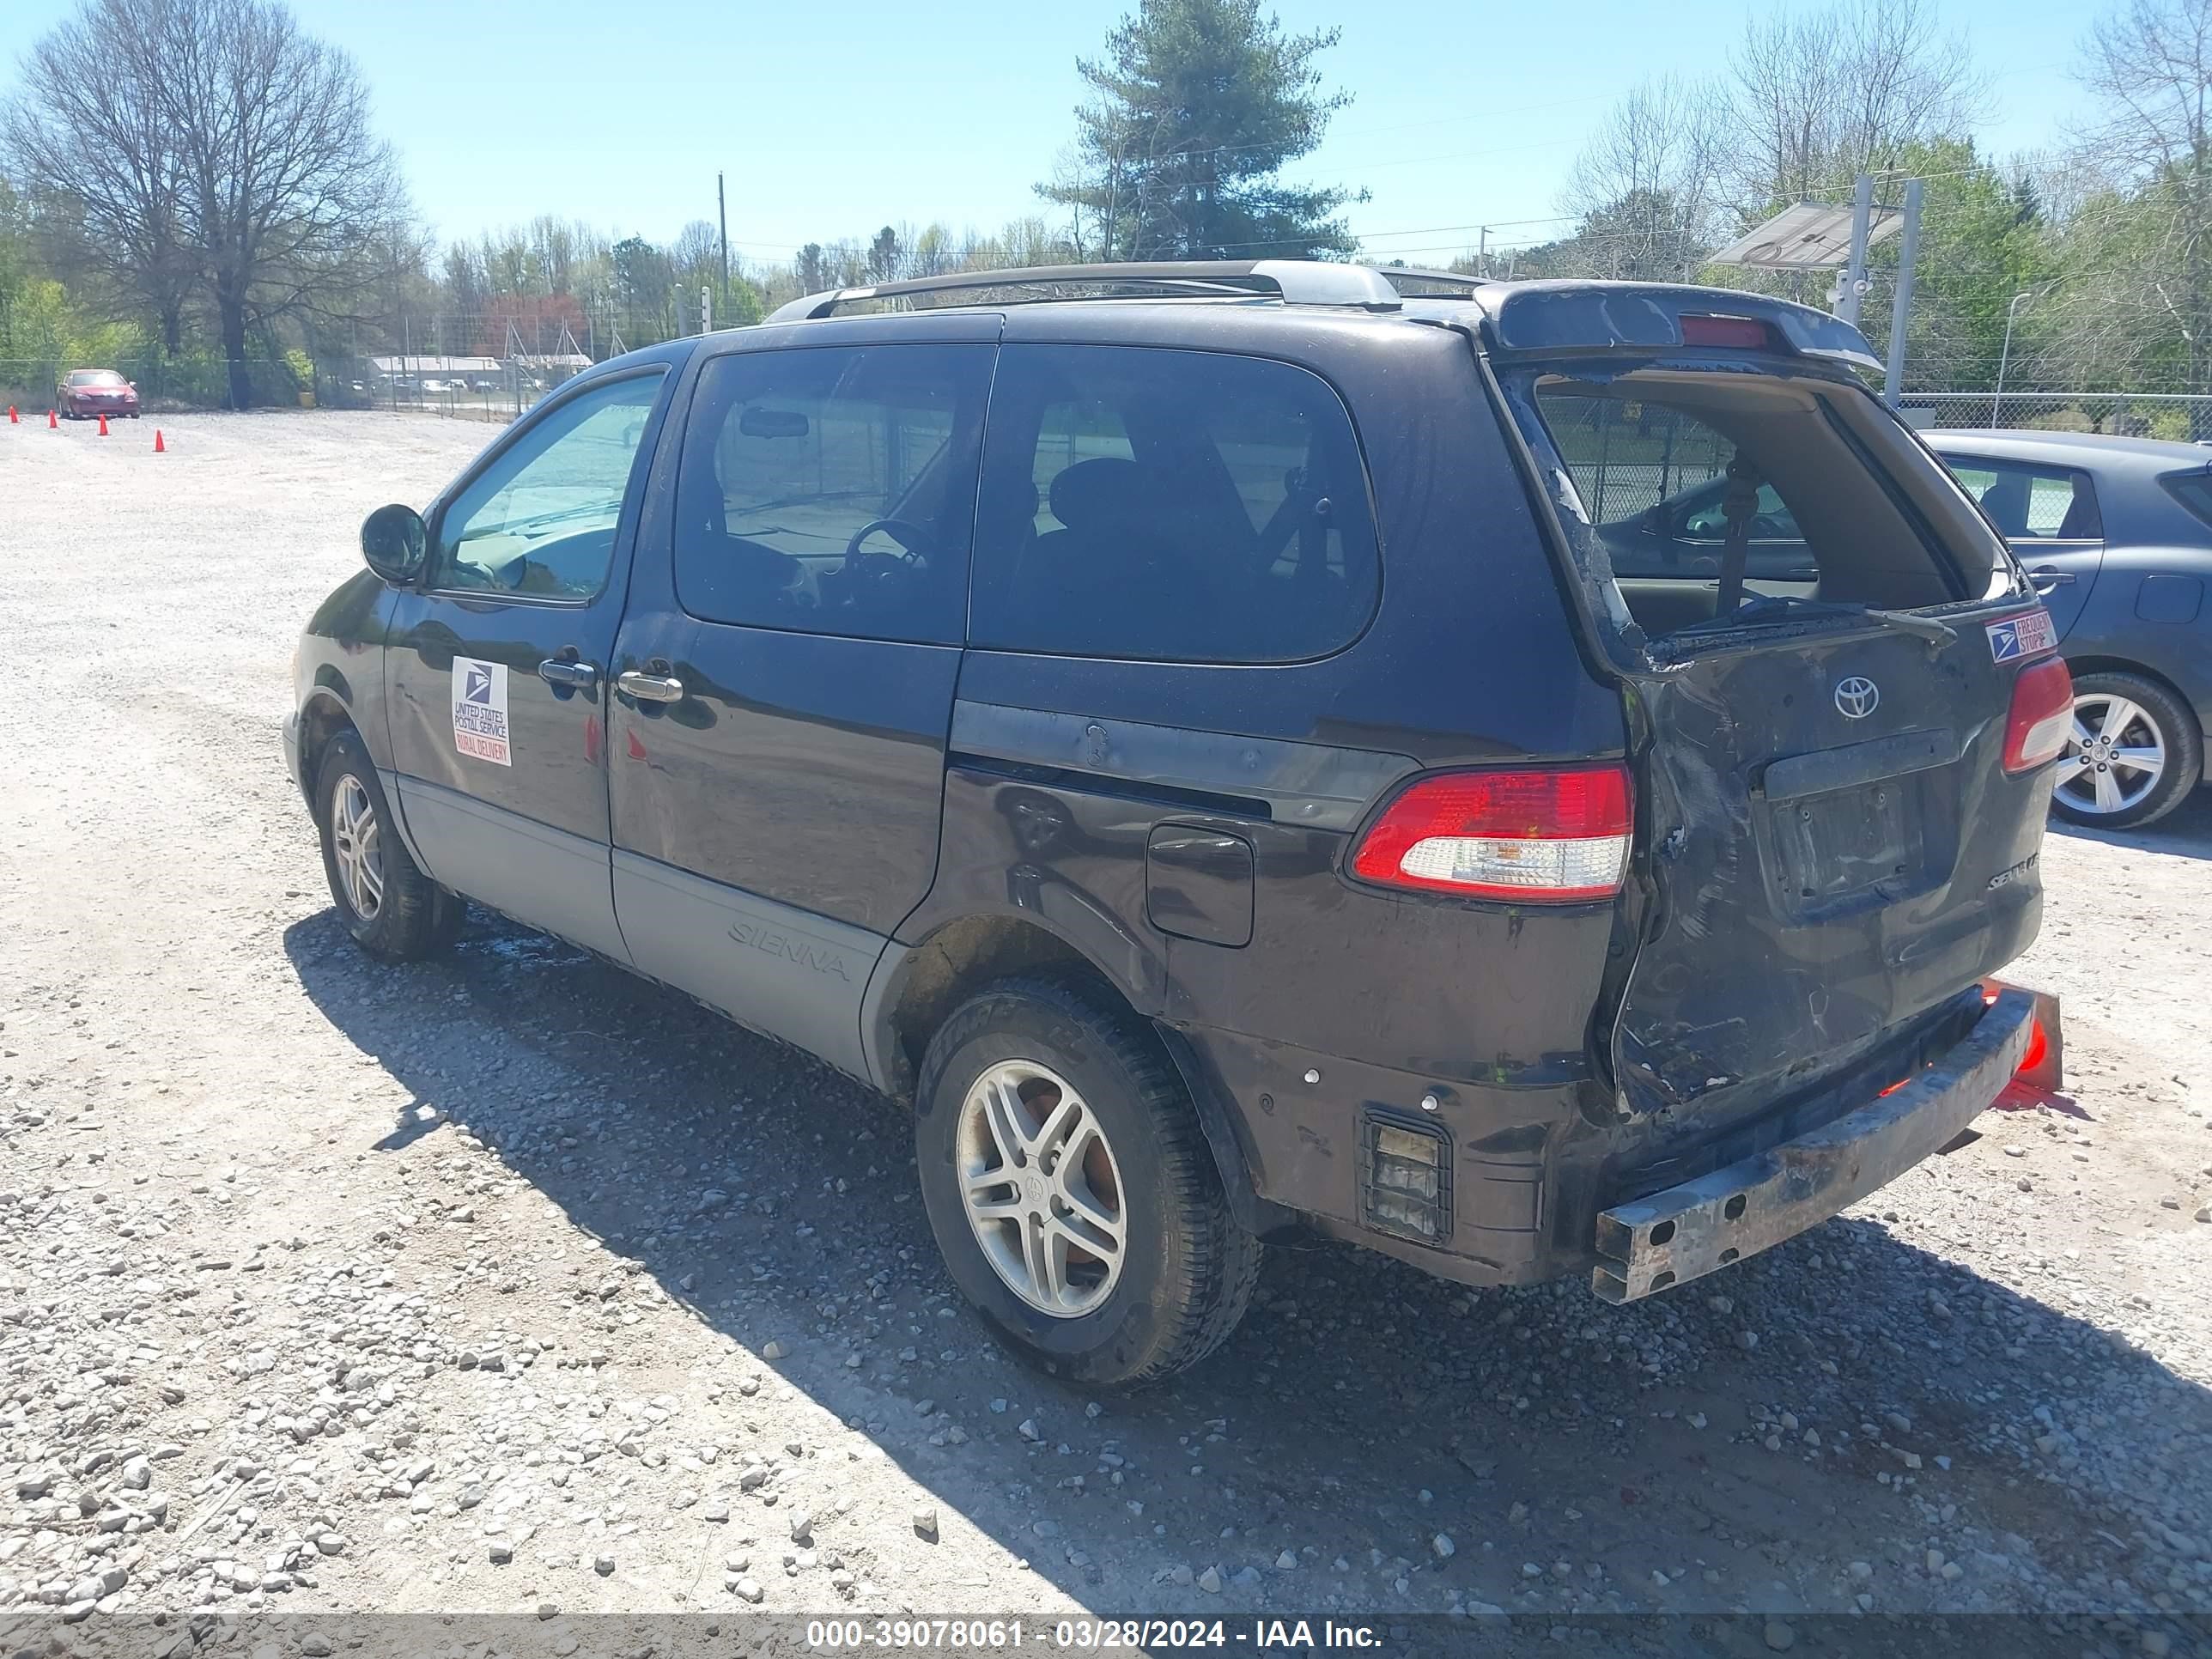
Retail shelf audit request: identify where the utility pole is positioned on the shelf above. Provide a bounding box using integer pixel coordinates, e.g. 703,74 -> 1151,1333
1881,179 -> 1924,408
1994,289 -> 2039,427
1837,173 -> 1874,326
1477,226 -> 1489,278
701,285 -> 711,337
717,172 -> 730,307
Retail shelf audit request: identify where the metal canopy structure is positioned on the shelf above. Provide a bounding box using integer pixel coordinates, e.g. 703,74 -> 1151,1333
1709,201 -> 1903,270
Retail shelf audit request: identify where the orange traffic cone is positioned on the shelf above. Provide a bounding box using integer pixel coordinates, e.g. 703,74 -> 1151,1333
153,428 -> 165,453
96,412 -> 109,436
47,409 -> 58,428
7,406 -> 15,423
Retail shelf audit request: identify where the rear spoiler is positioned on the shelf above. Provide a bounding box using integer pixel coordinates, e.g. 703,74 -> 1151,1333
1469,282 -> 1881,375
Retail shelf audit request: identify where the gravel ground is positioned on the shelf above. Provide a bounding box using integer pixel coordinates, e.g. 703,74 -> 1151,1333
1,412 -> 2209,1646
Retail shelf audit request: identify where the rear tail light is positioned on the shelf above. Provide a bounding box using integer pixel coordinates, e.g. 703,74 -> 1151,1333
1351,766 -> 1632,901
1680,313 -> 1775,350
2002,656 -> 2075,774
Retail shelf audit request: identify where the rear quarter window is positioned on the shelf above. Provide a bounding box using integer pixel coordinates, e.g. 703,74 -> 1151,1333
968,344 -> 1378,664
2161,469 -> 2212,532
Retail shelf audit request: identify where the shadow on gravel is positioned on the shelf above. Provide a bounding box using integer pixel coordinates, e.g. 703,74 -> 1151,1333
283,910 -> 2212,1624
2048,788 -> 2212,862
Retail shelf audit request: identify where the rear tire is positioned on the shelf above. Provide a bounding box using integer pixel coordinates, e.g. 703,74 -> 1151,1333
313,731 -> 463,962
2050,671 -> 2201,829
915,975 -> 1261,1388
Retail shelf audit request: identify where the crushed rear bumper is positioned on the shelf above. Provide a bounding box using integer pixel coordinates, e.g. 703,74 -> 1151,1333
1592,988 -> 2033,1303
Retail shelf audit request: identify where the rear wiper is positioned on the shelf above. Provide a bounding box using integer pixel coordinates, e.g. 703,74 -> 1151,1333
1685,593 -> 1958,647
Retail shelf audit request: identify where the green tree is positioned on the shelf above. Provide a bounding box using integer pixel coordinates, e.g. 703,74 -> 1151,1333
867,225 -> 902,283
609,234 -> 672,337
1855,138 -> 2057,390
1038,0 -> 1364,262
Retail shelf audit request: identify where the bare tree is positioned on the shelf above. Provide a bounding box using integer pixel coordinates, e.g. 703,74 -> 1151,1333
157,0 -> 407,405
8,0 -> 408,404
2077,0 -> 2212,388
1723,0 -> 1986,212
2,0 -> 198,354
1562,75 -> 1728,280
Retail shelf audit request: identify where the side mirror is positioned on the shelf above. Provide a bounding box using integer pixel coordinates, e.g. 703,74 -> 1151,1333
362,502 -> 428,584
1639,504 -> 1668,536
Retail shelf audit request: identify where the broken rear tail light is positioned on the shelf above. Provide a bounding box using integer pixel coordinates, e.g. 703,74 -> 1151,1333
2002,655 -> 2075,774
1362,1116 -> 1451,1243
1351,766 -> 1632,901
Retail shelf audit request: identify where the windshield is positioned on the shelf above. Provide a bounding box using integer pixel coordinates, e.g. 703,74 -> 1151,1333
67,370 -> 126,386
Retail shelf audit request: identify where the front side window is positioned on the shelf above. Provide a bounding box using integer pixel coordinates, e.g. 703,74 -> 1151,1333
672,344 -> 992,645
1946,459 -> 2102,540
434,371 -> 664,599
969,345 -> 1378,663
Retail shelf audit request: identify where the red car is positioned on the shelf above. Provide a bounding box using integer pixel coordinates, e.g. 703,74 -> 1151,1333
57,368 -> 140,419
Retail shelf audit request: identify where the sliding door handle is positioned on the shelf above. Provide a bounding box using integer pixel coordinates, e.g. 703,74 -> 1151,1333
617,669 -> 685,704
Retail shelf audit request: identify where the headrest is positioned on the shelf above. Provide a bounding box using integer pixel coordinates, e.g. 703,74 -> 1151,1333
1978,472 -> 2029,536
1048,458 -> 1145,531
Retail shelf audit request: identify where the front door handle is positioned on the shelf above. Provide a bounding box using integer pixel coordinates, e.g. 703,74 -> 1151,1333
538,657 -> 600,693
2027,566 -> 2076,591
617,669 -> 685,704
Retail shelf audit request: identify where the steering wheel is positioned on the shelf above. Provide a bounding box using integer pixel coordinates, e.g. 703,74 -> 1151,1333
843,518 -> 932,568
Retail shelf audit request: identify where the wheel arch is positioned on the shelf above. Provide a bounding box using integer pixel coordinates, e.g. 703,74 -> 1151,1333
295,690 -> 360,806
2061,654 -> 2207,745
861,912 -> 1279,1236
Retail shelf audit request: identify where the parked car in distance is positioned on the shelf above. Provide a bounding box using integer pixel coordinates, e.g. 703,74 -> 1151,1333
57,368 -> 139,420
288,263 -> 2058,1384
1924,430 -> 2209,828
469,377 -> 499,392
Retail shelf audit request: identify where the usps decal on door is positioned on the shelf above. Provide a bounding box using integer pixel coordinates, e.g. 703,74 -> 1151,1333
451,657 -> 512,766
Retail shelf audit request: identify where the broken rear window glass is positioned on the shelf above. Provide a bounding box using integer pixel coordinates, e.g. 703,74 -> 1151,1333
1522,371 -> 1997,642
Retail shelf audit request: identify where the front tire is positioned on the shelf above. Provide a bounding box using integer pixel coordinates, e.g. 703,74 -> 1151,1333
915,975 -> 1261,1388
2050,671 -> 2202,829
313,731 -> 462,961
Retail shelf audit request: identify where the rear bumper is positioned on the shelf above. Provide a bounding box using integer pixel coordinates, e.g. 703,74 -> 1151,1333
1590,987 -> 2033,1303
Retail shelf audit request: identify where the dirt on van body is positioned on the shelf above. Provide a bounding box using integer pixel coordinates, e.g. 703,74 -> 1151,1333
0,413 -> 2207,1645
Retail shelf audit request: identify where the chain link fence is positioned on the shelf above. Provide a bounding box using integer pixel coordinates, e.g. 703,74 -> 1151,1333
1896,392 -> 2212,443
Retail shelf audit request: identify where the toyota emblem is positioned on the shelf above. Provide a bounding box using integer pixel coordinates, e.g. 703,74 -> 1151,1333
1834,677 -> 1880,719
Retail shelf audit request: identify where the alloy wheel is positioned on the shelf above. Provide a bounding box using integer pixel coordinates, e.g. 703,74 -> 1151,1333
955,1059 -> 1127,1317
330,775 -> 386,921
2054,692 -> 2166,817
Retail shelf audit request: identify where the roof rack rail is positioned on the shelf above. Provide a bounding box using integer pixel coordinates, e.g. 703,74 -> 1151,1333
767,258 -> 1406,323
1372,266 -> 1488,295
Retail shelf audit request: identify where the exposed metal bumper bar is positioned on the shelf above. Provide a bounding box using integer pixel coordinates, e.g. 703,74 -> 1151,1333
1592,988 -> 2034,1304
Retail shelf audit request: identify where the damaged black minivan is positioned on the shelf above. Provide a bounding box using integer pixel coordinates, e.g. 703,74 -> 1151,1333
289,263 -> 2069,1385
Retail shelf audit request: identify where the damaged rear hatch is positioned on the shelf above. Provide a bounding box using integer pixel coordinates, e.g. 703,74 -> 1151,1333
1477,284 -> 2067,1143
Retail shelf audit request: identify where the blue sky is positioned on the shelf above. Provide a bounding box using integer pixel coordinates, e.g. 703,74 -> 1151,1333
1,0 -> 2098,269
